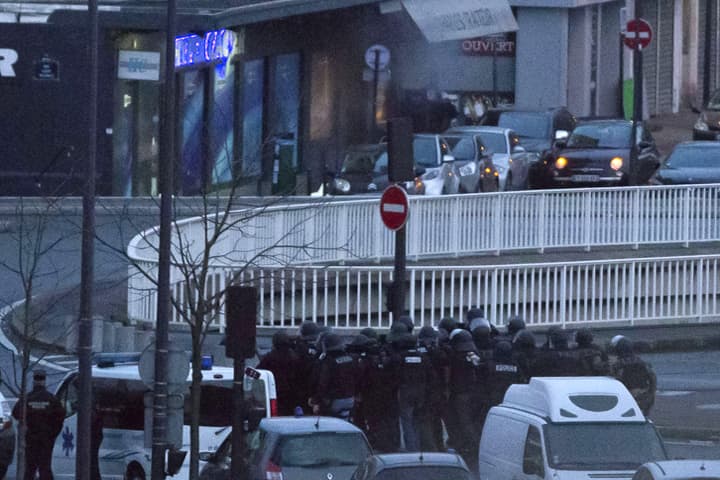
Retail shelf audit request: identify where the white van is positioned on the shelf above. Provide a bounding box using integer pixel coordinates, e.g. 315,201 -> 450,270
478,377 -> 669,480
50,354 -> 276,480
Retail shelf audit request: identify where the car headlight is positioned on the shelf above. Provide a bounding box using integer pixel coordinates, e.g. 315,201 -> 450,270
555,156 -> 568,169
333,178 -> 350,193
610,157 -> 623,171
495,165 -> 506,173
459,163 -> 476,176
695,113 -> 709,131
422,170 -> 440,181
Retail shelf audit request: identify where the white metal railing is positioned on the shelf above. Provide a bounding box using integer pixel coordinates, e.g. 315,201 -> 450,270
126,184 -> 720,328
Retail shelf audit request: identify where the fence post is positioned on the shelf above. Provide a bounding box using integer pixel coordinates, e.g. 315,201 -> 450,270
696,258 -> 704,322
560,265 -> 567,329
632,188 -> 640,249
628,260 -> 636,326
583,191 -> 592,252
537,193 -> 546,254
493,195 -> 502,256
682,187 -> 691,248
451,197 -> 460,257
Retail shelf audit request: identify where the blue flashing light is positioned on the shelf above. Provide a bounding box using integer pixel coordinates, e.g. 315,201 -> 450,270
201,355 -> 214,370
294,406 -> 304,418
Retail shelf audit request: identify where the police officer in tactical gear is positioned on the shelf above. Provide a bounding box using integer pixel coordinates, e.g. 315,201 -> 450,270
447,329 -> 486,472
535,327 -> 582,376
389,330 -> 434,452
417,326 -> 448,451
310,333 -> 358,420
610,336 -> 657,416
294,321 -> 321,413
512,329 -> 538,380
573,328 -> 610,376
257,330 -> 300,415
487,340 -> 524,408
13,369 -> 65,480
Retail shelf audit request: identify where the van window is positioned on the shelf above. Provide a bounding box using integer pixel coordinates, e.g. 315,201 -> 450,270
55,374 -> 79,418
523,426 -> 545,477
185,383 -> 233,426
544,423 -> 668,470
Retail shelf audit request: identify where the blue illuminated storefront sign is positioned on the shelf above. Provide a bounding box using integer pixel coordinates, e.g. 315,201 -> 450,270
175,29 -> 235,69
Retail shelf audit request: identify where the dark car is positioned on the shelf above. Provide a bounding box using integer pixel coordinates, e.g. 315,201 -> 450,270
547,119 -> 660,187
692,88 -> 720,140
199,416 -> 372,480
479,107 -> 577,188
651,141 -> 720,185
443,132 -> 500,192
351,453 -> 473,480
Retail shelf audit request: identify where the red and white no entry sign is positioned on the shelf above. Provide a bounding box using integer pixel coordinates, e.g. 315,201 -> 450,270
624,18 -> 653,50
380,185 -> 409,231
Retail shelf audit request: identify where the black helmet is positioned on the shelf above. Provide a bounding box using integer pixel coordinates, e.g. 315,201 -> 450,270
299,321 -> 321,341
469,317 -> 491,334
391,332 -> 417,349
347,334 -> 371,353
323,333 -> 345,353
272,330 -> 292,349
438,317 -> 457,334
397,315 -> 415,333
418,325 -> 438,340
513,330 -> 537,351
466,307 -> 485,323
613,336 -> 634,356
449,329 -> 476,352
507,316 -> 526,336
548,327 -> 569,350
494,340 -> 513,361
575,328 -> 594,347
610,334 -> 626,351
360,327 -> 379,340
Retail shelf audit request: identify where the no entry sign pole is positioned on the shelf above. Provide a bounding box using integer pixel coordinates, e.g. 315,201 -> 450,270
624,15 -> 651,185
380,185 -> 409,321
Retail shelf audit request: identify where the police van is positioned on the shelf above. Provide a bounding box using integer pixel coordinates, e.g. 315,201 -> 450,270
478,377 -> 668,480
50,354 -> 276,480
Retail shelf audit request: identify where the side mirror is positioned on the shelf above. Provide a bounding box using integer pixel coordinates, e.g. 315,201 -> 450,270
553,140 -> 567,150
414,167 -> 427,177
555,129 -> 570,140
199,451 -> 215,462
442,154 -> 455,163
512,145 -> 526,154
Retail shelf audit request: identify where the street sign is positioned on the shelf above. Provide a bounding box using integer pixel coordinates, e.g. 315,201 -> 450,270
624,18 -> 652,50
364,44 -> 390,71
380,185 -> 409,231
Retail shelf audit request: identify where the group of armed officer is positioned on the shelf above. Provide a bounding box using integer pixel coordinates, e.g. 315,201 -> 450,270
256,308 -> 656,469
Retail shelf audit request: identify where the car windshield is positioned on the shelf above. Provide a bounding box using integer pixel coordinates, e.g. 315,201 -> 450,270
341,146 -> 385,174
498,112 -> 550,139
666,146 -> 720,168
273,432 -> 371,467
567,123 -> 632,149
707,90 -> 720,110
445,136 -> 476,161
414,137 -> 441,168
544,423 -> 668,470
376,466 -> 472,480
477,132 -> 508,154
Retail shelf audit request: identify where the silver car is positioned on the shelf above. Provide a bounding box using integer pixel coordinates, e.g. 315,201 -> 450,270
445,126 -> 536,191
412,134 -> 459,195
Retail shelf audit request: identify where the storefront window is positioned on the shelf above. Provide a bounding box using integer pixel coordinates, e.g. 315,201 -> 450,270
241,59 -> 265,177
180,70 -> 206,195
270,53 -> 300,169
210,61 -> 235,186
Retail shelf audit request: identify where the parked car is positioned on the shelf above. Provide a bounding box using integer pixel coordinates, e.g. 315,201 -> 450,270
651,141 -> 720,185
692,88 -> 720,140
443,132 -> 499,192
633,460 -> 720,480
479,107 -> 577,188
545,119 -> 660,187
199,416 -> 372,480
351,453 -> 473,480
445,126 -> 535,190
326,134 -> 459,196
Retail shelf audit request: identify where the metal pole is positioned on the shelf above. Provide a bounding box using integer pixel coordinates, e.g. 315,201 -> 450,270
152,0 -> 177,476
704,0 -> 713,104
372,49 -> 380,133
393,225 -> 406,320
231,357 -> 247,480
630,9 -> 643,186
76,0 -> 98,478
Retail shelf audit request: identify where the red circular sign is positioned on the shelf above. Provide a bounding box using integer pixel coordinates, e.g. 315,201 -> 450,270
624,19 -> 653,50
379,185 -> 409,231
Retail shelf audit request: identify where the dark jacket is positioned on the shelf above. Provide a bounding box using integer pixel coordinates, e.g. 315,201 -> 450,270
13,387 -> 64,441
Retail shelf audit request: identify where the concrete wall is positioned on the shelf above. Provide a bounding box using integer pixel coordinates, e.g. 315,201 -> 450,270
597,1 -> 623,116
567,6 -> 593,115
515,7 -> 569,109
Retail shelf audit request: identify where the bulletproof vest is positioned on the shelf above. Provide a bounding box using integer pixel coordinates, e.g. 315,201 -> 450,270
615,357 -> 653,390
397,348 -> 429,387
535,349 -> 582,376
449,351 -> 484,393
321,353 -> 356,399
576,347 -> 609,375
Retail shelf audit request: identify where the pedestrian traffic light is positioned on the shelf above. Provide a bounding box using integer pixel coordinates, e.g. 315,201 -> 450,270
225,286 -> 258,359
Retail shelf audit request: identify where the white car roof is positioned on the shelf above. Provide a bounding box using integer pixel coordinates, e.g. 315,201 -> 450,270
502,376 -> 645,423
90,363 -> 234,382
